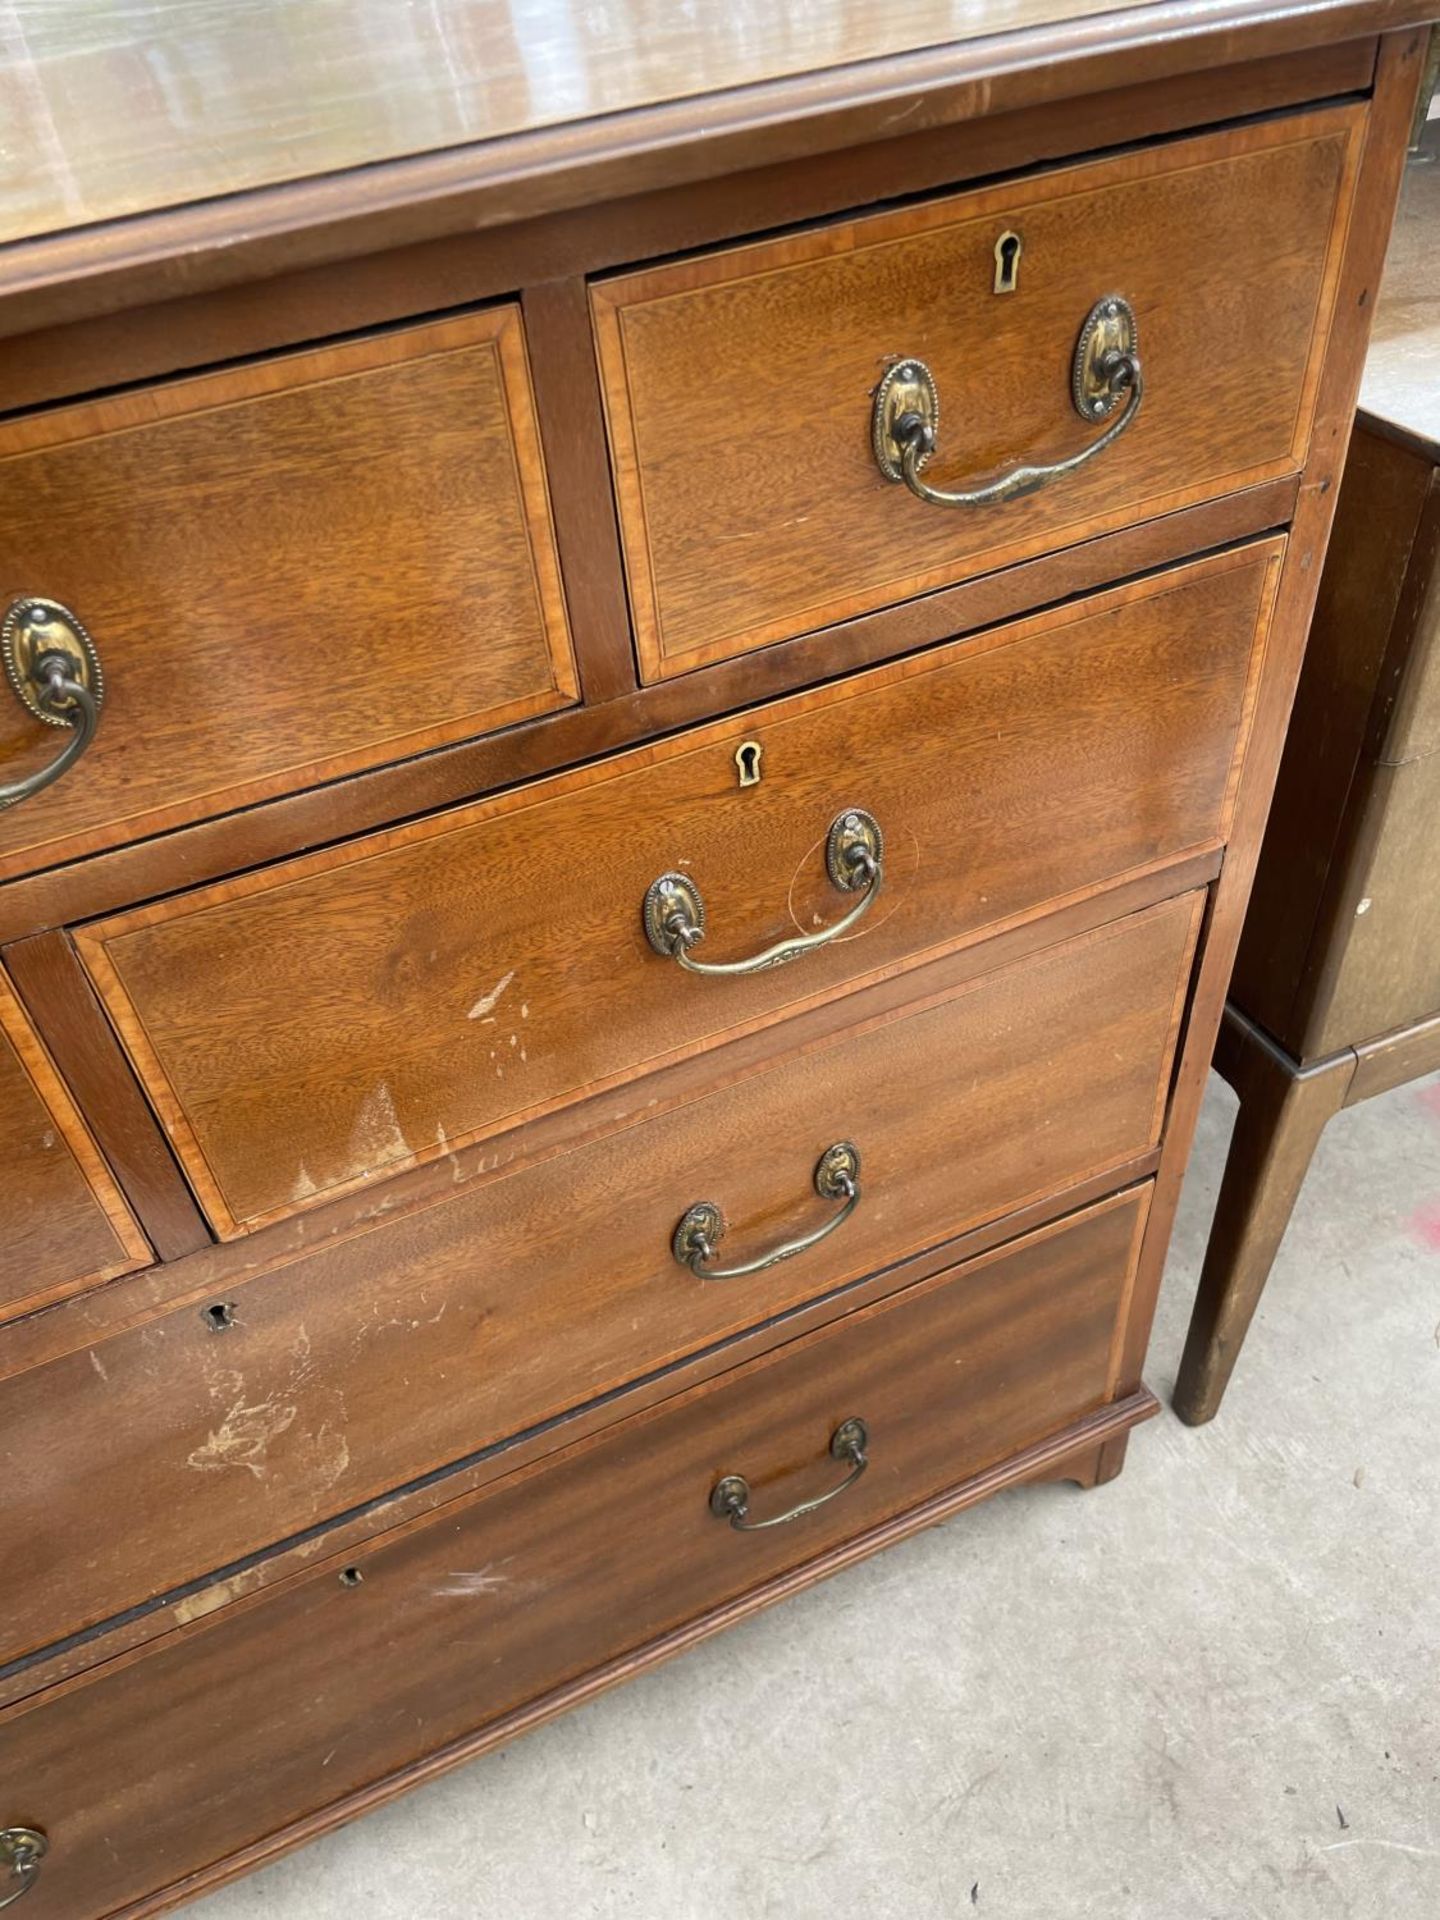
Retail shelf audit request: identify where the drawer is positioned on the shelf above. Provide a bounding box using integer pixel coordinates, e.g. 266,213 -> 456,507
0,1187 -> 1148,1920
74,543 -> 1276,1237
591,109 -> 1357,681
0,308 -> 576,880
0,971 -> 149,1320
4,890 -> 1197,1666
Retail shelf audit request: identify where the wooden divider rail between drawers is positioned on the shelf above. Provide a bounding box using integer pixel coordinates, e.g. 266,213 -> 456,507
0,307 -> 577,881
591,107 -> 1358,680
0,970 -> 149,1318
0,1187 -> 1150,1920
73,541 -> 1279,1239
3,887 -> 1199,1668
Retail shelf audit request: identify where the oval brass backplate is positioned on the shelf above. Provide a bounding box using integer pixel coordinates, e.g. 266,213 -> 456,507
814,1140 -> 861,1199
872,360 -> 939,483
643,871 -> 706,956
1072,296 -> 1139,422
825,808 -> 884,892
1,597 -> 105,726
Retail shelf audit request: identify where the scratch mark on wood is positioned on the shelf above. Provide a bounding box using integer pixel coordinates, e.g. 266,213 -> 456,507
468,970 -> 516,1020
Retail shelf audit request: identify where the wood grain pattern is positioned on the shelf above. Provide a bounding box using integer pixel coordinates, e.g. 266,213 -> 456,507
77,545 -> 1277,1237
0,969 -> 150,1320
0,42 -> 1374,415
593,110 -> 1357,678
0,306 -> 576,880
3,893 -> 1197,1668
0,854 -> 1212,1392
2,932 -> 210,1264
0,8 -> 1413,347
0,1189 -> 1148,1920
0,479 -> 1294,948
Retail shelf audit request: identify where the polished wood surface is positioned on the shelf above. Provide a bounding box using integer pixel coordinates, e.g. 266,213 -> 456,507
0,481 -> 1292,948
0,307 -> 575,879
0,855 -> 1211,1393
0,1189 -> 1147,1920
593,111 -> 1354,676
0,970 -> 150,1320
0,19 -> 1426,1912
78,547 -> 1275,1236
4,894 -> 1196,1667
0,0 -> 1151,245
2,931 -> 210,1264
0,40 -> 1374,396
1,0 -> 1407,254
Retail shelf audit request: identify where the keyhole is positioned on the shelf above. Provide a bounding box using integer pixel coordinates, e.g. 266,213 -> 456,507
993,230 -> 1022,295
202,1301 -> 237,1332
734,740 -> 763,788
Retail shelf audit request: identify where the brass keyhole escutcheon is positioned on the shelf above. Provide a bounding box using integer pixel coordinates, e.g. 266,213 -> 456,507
734,739 -> 763,787
993,229 -> 1022,294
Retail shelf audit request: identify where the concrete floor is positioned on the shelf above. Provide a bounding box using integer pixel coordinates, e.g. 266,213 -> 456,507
194,1071 -> 1440,1919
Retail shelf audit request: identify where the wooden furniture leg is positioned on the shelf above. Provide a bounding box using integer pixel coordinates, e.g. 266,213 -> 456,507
1173,1009 -> 1356,1425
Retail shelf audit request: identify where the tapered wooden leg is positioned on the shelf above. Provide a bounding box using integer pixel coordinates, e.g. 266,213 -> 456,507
1173,1013 -> 1354,1426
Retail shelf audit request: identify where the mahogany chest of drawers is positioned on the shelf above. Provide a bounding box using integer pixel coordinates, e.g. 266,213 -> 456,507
0,5 -> 1431,1912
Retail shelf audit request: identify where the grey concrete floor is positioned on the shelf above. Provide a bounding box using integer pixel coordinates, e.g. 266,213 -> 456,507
194,1071 -> 1440,1919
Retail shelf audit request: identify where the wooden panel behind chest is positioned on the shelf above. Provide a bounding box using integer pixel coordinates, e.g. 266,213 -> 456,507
0,1190 -> 1145,1920
74,545 -> 1276,1237
592,110 -> 1356,678
4,891 -> 1196,1666
0,308 -> 576,880
0,972 -> 149,1319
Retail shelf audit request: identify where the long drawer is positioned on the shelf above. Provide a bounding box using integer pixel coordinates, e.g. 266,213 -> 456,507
5,890 -> 1197,1668
0,307 -> 576,880
73,543 -> 1275,1238
0,971 -> 149,1320
591,108 -> 1357,680
0,1188 -> 1148,1920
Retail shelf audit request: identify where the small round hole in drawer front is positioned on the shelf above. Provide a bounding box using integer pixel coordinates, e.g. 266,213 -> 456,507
338,1566 -> 364,1589
201,1301 -> 237,1332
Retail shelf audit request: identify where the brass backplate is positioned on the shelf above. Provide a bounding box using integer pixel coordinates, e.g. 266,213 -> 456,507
1071,297 -> 1139,423
673,1199 -> 723,1267
825,809 -> 884,892
871,360 -> 938,483
1,596 -> 104,726
643,871 -> 705,955
814,1140 -> 861,1199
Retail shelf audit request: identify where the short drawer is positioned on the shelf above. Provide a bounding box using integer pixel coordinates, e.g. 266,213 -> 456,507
0,971 -> 148,1320
0,1187 -> 1148,1920
5,890 -> 1196,1665
592,109 -> 1357,680
0,308 -> 575,880
74,543 -> 1274,1236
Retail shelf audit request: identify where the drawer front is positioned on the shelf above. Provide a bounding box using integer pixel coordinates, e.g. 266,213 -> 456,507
0,308 -> 576,880
0,1188 -> 1147,1920
592,110 -> 1356,680
5,892 -> 1197,1666
75,544 -> 1275,1237
0,972 -> 148,1320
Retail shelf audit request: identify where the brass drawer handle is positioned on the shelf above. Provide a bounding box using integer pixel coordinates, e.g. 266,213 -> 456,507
673,1140 -> 860,1281
0,1830 -> 47,1909
644,808 -> 883,977
872,295 -> 1142,509
1,598 -> 105,814
711,1418 -> 870,1530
